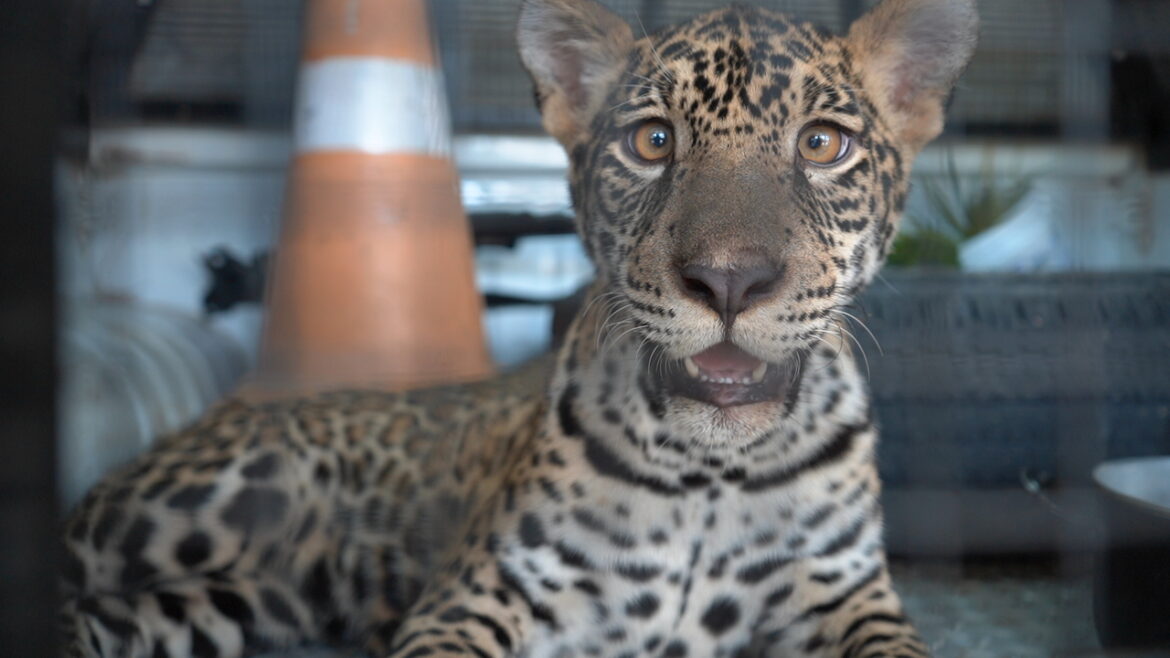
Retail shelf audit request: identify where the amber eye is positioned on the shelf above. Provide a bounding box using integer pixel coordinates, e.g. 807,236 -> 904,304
627,120 -> 674,163
797,124 -> 850,166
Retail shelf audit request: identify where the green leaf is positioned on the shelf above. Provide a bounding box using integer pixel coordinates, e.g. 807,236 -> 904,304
888,229 -> 960,267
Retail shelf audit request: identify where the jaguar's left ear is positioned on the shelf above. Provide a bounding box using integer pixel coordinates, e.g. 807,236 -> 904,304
847,0 -> 978,152
517,0 -> 635,148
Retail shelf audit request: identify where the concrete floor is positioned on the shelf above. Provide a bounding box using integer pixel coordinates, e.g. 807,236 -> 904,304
893,557 -> 1102,658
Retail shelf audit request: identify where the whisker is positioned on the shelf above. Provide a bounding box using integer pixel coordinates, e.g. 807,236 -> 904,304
873,271 -> 901,295
632,11 -> 676,84
811,334 -> 844,372
593,294 -> 631,351
602,315 -> 644,358
579,288 -> 620,318
609,92 -> 660,112
836,322 -> 870,380
624,72 -> 663,86
599,318 -> 634,355
831,308 -> 884,357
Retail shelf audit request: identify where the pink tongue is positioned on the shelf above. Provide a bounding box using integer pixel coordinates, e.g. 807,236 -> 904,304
691,342 -> 762,378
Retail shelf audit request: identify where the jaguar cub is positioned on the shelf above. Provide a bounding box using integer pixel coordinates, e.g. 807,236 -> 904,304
62,0 -> 977,656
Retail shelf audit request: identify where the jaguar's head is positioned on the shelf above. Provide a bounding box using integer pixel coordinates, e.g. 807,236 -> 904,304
519,0 -> 977,444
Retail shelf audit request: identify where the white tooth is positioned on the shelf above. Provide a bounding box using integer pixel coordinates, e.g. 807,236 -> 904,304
684,357 -> 700,378
751,362 -> 768,383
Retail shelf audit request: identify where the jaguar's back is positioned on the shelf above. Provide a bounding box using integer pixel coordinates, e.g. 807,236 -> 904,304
63,359 -> 550,655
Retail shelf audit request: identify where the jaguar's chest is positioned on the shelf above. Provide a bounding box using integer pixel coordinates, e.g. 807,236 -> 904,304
499,485 -> 822,658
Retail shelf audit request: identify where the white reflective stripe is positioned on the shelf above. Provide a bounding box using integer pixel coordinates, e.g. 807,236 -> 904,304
293,58 -> 452,156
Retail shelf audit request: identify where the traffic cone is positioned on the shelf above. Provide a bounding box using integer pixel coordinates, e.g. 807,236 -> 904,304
240,0 -> 492,398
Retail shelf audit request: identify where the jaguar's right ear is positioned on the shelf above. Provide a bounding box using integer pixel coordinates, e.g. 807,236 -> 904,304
517,0 -> 634,147
847,0 -> 978,152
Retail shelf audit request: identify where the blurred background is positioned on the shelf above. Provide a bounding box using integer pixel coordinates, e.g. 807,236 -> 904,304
2,0 -> 1170,656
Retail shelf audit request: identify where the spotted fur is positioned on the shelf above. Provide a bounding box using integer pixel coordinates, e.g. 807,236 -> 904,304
61,1 -> 977,656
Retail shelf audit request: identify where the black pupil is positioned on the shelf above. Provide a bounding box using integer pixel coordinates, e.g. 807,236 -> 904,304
648,128 -> 669,149
808,132 -> 831,151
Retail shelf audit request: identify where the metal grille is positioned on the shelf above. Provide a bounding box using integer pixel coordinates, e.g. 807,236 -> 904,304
133,0 -> 246,102
860,270 -> 1170,488
116,0 -> 1120,135
950,0 -> 1066,130
130,0 -> 302,125
432,0 -> 845,133
431,0 -> 1080,134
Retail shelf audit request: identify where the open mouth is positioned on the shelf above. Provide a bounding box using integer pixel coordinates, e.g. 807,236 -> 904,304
655,342 -> 805,408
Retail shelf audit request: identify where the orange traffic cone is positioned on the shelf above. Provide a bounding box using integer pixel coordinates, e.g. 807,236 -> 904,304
240,0 -> 492,398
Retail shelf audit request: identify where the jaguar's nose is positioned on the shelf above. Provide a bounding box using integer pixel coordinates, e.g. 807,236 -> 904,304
679,260 -> 784,326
